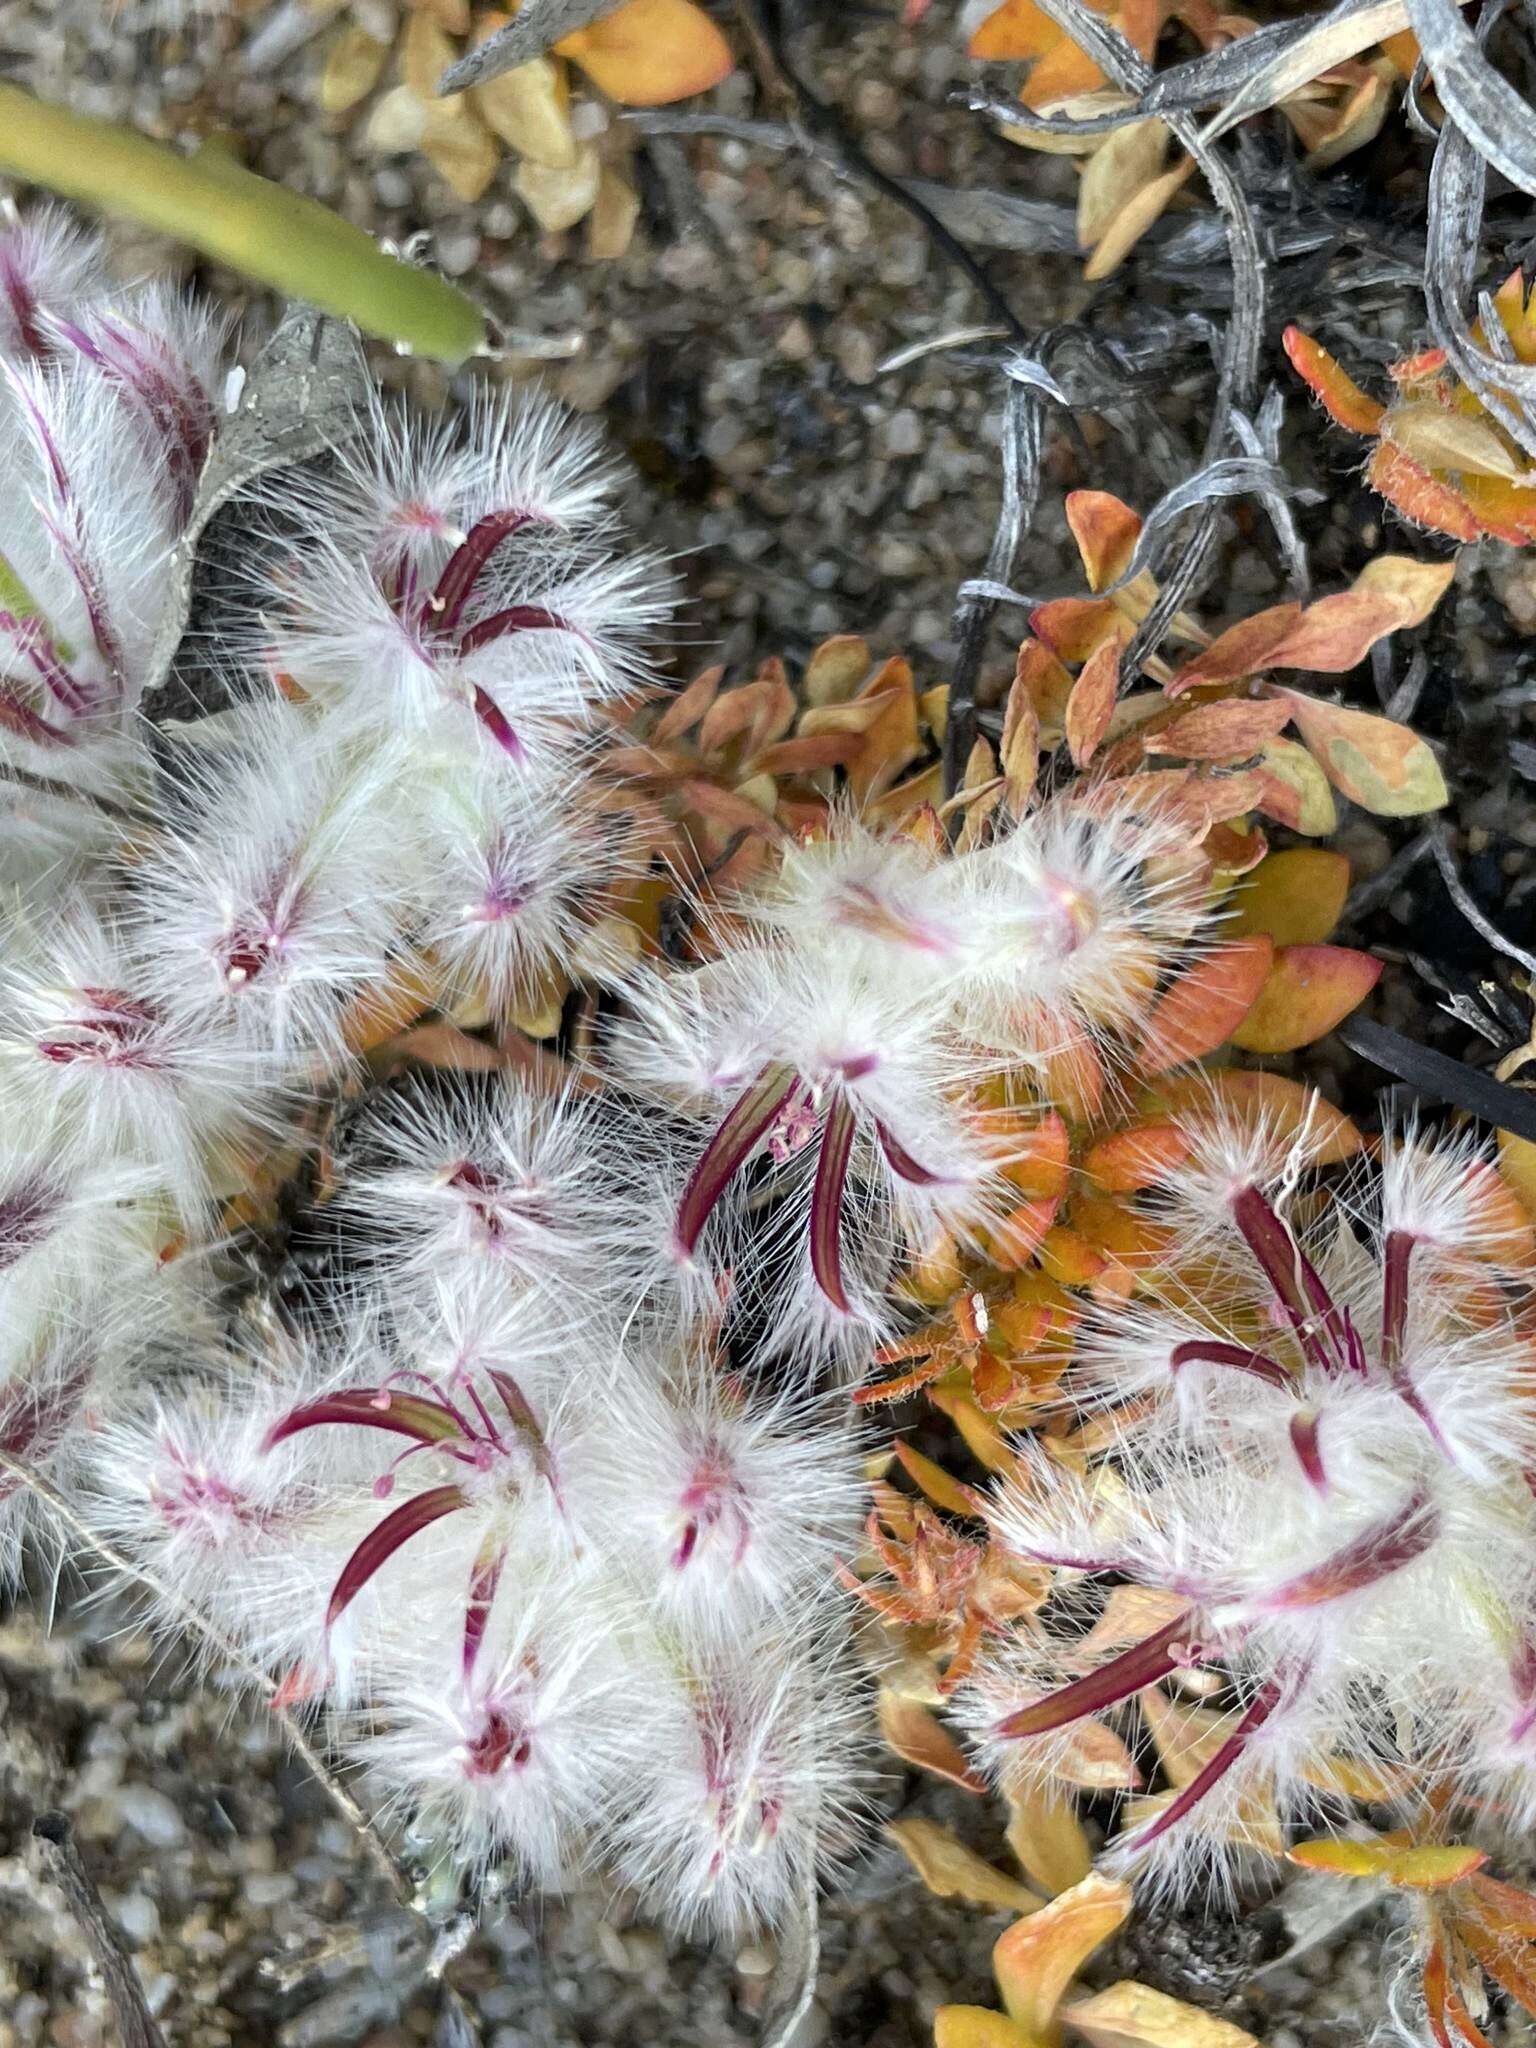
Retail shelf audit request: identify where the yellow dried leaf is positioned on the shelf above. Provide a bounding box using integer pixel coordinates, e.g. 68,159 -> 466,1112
888,1818 -> 1045,1916
1384,402 -> 1526,481
1258,735 -> 1338,835
1288,1836 -> 1489,1888
515,139 -> 603,231
473,51 -> 578,167
364,82 -> 428,153
587,167 -> 641,260
1277,691 -> 1449,817
878,1690 -> 987,1793
804,634 -> 873,706
1063,1980 -> 1265,2047
1083,154 -> 1196,281
1005,1783 -> 1093,1897
1223,847 -> 1350,946
1077,118 -> 1169,249
1499,1130 -> 1536,1220
993,1873 -> 1133,2044
320,25 -> 391,114
422,101 -> 501,201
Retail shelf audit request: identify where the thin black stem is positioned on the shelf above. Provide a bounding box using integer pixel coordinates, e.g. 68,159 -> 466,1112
31,1811 -> 167,2048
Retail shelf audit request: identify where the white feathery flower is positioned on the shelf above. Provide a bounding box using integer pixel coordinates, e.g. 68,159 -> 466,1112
614,941 -> 1011,1352
129,705 -> 411,1060
357,1575 -> 632,1888
340,1074 -> 642,1315
412,763 -> 636,1014
950,794 -> 1211,1058
969,1114 -> 1536,1891
0,207 -> 108,362
609,1603 -> 869,1938
572,1354 -> 864,1622
247,391 -> 672,778
0,899 -> 290,1220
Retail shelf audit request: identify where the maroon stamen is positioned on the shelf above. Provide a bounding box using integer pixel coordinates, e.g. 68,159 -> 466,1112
463,1534 -> 505,1677
326,1483 -> 466,1629
471,683 -> 525,762
1169,1340 -> 1294,1393
430,510 -> 535,632
1231,1185 -> 1353,1379
1289,1409 -> 1328,1494
809,1094 -> 858,1312
995,1610 -> 1197,1740
674,1063 -> 799,1261
1120,1680 -> 1282,1852
1252,1487 -> 1439,1612
876,1119 -> 949,1187
1381,1227 -> 1414,1382
459,603 -> 573,654
265,1389 -> 464,1451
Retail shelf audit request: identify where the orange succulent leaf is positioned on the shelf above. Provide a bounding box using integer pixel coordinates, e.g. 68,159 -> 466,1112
969,0 -> 1061,59
1082,1121 -> 1191,1192
1288,1837 -> 1489,1888
878,1689 -> 988,1793
1224,847 -> 1351,946
1203,820 -> 1269,875
1255,735 -> 1338,835
1013,636 -> 1076,734
1066,489 -> 1142,591
1146,695 -> 1294,759
557,0 -> 734,105
802,633 -> 873,707
1368,440 -> 1485,544
1263,556 -> 1456,674
1136,936 -> 1273,1073
1165,603 -> 1298,694
994,1108 -> 1072,1198
1457,471 -> 1536,544
1284,325 -> 1387,435
1152,1067 -> 1362,1164
894,1438 -> 983,1519
1275,689 -> 1449,816
1229,943 -> 1382,1053
992,1872 -> 1133,2040
990,1195 -> 1066,1271
1032,596 -> 1125,665
1066,639 -> 1121,768
652,663 -> 722,741
1006,1782 -> 1094,1898
1041,1025 -> 1107,1123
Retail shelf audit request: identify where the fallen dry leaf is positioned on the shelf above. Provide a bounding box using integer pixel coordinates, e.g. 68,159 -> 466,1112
993,1872 -> 1133,2043
1062,1979 -> 1265,2046
888,1817 -> 1044,1916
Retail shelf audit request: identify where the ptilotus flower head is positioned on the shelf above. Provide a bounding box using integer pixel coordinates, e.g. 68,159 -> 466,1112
966,1111 -> 1536,1892
0,205 -> 108,360
0,901 -> 288,1221
0,215 -> 223,807
610,1602 -> 870,1938
357,1576 -> 633,1888
250,386 -> 672,777
340,1073 -> 644,1320
412,763 -> 639,1015
129,704 -> 412,1061
615,942 -> 1012,1357
572,1353 -> 865,1624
